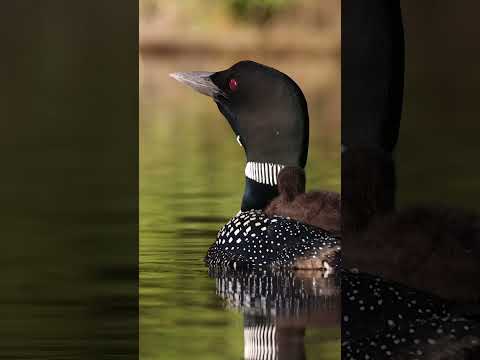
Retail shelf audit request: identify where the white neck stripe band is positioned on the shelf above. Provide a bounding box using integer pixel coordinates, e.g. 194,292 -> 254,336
245,161 -> 285,186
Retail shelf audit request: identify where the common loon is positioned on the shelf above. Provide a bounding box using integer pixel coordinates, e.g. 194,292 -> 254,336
170,60 -> 340,270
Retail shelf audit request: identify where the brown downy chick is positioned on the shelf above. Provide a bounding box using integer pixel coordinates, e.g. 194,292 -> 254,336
345,206 -> 480,303
264,166 -> 341,235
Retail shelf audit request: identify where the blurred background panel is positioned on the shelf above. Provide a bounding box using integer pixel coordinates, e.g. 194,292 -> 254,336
398,1 -> 480,210
139,1 -> 340,359
140,0 -> 338,56
0,1 -> 138,359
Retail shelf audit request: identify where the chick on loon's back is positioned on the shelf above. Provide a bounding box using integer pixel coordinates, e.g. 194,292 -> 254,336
264,166 -> 340,236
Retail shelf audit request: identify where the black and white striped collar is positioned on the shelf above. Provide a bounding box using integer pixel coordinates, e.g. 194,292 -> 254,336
244,161 -> 285,186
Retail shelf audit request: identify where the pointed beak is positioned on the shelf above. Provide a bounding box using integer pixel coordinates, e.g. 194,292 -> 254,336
169,71 -> 225,99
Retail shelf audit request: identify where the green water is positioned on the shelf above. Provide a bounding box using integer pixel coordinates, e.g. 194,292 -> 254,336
140,55 -> 340,359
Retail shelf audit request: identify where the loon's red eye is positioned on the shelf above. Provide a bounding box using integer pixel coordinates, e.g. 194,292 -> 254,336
229,78 -> 238,92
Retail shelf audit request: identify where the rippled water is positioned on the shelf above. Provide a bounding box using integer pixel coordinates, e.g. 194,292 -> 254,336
140,55 -> 340,359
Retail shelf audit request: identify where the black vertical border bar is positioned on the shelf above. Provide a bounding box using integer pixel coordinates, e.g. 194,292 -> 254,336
0,2 -> 139,359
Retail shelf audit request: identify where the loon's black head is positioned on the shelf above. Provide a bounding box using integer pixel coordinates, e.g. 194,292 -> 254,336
171,60 -> 309,210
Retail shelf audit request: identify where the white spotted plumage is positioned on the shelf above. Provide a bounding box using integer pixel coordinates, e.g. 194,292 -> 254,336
206,209 -> 339,270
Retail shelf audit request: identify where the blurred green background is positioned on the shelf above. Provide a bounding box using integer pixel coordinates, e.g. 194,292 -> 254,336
397,1 -> 480,212
1,2 -> 138,359
139,1 -> 340,359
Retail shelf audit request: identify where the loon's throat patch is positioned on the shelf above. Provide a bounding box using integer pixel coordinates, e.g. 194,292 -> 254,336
245,162 -> 285,186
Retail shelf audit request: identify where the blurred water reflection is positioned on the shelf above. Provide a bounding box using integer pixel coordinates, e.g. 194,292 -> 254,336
212,268 -> 340,360
140,54 -> 339,359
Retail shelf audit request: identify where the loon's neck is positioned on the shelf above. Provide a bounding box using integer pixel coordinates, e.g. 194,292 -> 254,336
241,178 -> 278,211
241,161 -> 287,211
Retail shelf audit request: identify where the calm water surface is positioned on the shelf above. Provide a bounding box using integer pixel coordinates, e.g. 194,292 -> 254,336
140,55 -> 340,360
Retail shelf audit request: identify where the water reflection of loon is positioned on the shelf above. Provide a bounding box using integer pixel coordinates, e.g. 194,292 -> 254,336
212,265 -> 480,359
211,267 -> 340,360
